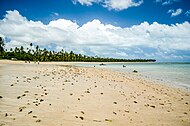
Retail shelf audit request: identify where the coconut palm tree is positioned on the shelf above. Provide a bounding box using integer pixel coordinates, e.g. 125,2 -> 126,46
0,37 -> 5,54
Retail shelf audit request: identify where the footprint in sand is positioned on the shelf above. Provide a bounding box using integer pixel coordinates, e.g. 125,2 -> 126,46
24,91 -> 29,93
17,95 -> 24,99
36,119 -> 41,122
113,112 -> 117,115
5,113 -> 8,117
125,110 -> 130,113
159,103 -> 164,105
79,116 -> 84,120
105,119 -> 112,122
150,105 -> 156,108
144,104 -> 149,107
134,101 -> 138,103
184,112 -> 188,115
85,91 -> 90,93
28,111 -> 33,114
113,101 -> 117,104
19,106 -> 26,112
93,120 -> 101,122
33,115 -> 37,118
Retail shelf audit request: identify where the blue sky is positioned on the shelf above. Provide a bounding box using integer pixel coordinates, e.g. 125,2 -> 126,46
0,0 -> 190,61
0,0 -> 190,26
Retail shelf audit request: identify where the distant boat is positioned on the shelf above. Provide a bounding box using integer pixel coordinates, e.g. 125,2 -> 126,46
123,65 -> 126,67
100,63 -> 106,66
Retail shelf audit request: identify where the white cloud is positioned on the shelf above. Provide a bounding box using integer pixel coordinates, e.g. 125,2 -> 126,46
72,0 -> 143,10
103,0 -> 143,10
185,10 -> 190,17
49,12 -> 60,20
155,0 -> 162,2
168,9 -> 174,13
168,8 -> 182,17
0,10 -> 190,60
162,0 -> 172,5
155,0 -> 180,5
53,12 -> 59,16
72,0 -> 100,6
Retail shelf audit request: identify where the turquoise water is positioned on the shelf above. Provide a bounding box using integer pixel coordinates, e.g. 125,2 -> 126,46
75,62 -> 190,89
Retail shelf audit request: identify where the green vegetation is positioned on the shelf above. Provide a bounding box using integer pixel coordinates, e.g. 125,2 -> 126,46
0,37 -> 156,62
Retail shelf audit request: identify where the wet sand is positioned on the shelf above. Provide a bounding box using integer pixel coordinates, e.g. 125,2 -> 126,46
0,60 -> 190,126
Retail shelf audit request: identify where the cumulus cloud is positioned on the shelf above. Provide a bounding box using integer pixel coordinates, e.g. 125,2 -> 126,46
103,0 -> 143,10
168,8 -> 182,17
0,10 -> 190,61
72,0 -> 143,10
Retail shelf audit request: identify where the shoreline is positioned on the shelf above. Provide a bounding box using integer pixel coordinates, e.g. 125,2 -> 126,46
0,59 -> 157,64
73,61 -> 190,91
108,67 -> 190,92
0,59 -> 189,92
0,60 -> 190,125
0,59 -> 189,94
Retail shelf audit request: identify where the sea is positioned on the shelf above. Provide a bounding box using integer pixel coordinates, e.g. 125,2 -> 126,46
75,62 -> 190,90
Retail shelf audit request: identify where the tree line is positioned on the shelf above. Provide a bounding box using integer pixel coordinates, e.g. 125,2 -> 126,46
0,37 -> 156,62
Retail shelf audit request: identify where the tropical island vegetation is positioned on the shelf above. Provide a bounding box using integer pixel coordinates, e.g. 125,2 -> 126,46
0,37 -> 156,62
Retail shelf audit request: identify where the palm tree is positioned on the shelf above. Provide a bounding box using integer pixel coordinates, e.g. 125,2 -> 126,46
36,45 -> 39,52
0,39 -> 157,62
0,37 -> 5,54
30,43 -> 33,48
29,43 -> 33,54
10,48 -> 13,52
20,46 -> 24,53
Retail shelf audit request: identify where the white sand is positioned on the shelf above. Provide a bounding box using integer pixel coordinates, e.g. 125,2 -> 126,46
0,60 -> 190,126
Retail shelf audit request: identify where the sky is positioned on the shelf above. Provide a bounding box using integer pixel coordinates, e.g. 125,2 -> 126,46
0,0 -> 190,62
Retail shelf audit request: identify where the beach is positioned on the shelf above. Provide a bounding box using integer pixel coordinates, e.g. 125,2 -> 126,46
0,60 -> 190,126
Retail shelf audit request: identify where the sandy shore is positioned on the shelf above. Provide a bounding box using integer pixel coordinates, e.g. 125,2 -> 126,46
0,60 -> 190,126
